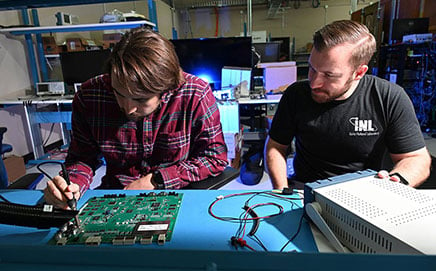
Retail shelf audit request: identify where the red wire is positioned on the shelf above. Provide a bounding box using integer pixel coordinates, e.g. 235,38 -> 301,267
208,191 -> 299,252
209,191 -> 292,221
237,238 -> 255,251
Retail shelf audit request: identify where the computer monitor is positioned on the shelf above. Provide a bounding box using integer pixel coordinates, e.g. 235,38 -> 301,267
221,66 -> 252,98
60,49 -> 111,87
252,42 -> 281,64
221,66 -> 252,90
271,37 -> 290,61
391,17 -> 429,43
170,37 -> 252,90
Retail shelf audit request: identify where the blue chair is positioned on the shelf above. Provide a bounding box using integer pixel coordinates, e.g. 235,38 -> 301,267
0,127 -> 13,189
0,127 -> 43,189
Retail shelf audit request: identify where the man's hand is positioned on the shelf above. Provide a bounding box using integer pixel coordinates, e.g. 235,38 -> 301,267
123,173 -> 155,190
44,175 -> 81,210
376,170 -> 409,185
389,147 -> 431,187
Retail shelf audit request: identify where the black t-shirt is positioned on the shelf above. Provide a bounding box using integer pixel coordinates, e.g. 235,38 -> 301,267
269,75 -> 425,182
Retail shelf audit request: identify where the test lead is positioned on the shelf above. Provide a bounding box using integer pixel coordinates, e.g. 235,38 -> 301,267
61,164 -> 80,227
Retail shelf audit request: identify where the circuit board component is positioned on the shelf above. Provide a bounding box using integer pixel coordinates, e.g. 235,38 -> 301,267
49,192 -> 183,246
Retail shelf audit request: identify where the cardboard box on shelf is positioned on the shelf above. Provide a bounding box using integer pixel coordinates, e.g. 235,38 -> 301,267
66,38 -> 98,52
103,33 -> 123,49
102,33 -> 123,49
3,155 -> 26,184
230,149 -> 241,169
42,36 -> 59,54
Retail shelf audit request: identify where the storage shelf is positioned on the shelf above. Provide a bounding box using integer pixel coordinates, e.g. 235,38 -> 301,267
0,21 -> 154,35
0,0 -> 139,11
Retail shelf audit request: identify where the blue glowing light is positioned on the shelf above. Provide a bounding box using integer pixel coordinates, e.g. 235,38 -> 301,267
198,74 -> 213,83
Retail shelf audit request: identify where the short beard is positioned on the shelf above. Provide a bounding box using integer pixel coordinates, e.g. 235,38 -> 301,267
311,77 -> 355,103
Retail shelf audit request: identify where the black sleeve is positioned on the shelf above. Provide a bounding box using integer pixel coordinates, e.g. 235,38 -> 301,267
268,83 -> 297,146
385,84 -> 426,154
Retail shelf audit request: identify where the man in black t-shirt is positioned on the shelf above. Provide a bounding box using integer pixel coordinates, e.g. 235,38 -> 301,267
266,20 -> 431,189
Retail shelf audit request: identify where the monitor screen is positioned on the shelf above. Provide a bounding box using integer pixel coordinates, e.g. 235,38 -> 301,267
252,42 -> 281,63
391,17 -> 429,42
221,66 -> 252,91
170,37 -> 252,90
271,37 -> 290,61
60,49 -> 111,86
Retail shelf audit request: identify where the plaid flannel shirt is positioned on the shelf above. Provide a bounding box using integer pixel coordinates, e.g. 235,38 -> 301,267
65,72 -> 228,193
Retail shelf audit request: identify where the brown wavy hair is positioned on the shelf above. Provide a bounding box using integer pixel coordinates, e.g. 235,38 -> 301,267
313,20 -> 376,68
108,27 -> 184,96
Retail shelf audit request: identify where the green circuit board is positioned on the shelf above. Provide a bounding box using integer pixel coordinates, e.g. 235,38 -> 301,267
49,192 -> 183,246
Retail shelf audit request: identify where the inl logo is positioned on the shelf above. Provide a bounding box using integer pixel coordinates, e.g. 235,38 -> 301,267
349,117 -> 377,132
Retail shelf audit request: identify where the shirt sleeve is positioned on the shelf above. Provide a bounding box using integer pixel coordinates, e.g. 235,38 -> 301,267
64,89 -> 102,194
269,84 -> 296,146
158,86 -> 228,189
385,84 -> 426,154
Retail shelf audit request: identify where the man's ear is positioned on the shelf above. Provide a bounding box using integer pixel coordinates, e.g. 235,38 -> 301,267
354,64 -> 368,80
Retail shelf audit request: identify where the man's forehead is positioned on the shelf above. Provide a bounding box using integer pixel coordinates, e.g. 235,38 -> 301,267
310,47 -> 353,72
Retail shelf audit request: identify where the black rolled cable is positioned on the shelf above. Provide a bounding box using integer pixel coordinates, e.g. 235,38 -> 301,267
243,205 -> 260,236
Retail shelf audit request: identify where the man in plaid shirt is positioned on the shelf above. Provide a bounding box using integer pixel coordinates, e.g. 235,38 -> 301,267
44,28 -> 228,209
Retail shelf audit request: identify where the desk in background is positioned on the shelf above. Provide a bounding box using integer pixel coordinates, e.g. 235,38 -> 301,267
237,96 -> 281,141
0,97 -> 73,161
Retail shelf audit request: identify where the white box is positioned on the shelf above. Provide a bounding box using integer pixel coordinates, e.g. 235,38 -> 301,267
258,61 -> 297,92
224,132 -> 242,159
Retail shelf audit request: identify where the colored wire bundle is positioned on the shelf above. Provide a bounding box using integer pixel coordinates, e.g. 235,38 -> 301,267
208,191 -> 304,252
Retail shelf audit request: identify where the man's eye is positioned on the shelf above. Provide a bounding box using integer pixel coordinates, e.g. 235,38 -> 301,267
325,73 -> 340,79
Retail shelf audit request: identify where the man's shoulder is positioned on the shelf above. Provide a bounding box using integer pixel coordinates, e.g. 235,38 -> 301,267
282,80 -> 310,100
361,74 -> 403,89
176,72 -> 211,97
285,80 -> 310,92
182,72 -> 210,89
80,74 -> 111,93
75,74 -> 113,104
360,74 -> 405,98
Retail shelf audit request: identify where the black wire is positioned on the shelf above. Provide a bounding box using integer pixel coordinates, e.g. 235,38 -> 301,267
36,161 -> 64,180
209,191 -> 293,222
213,191 -> 302,252
0,194 -> 11,203
43,123 -> 55,147
250,234 -> 268,252
280,212 -> 305,252
235,209 -> 247,237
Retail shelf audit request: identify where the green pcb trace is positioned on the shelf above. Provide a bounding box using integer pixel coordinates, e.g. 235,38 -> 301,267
49,192 -> 183,246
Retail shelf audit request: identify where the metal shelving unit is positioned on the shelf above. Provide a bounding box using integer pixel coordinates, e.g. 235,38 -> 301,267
0,21 -> 154,35
1,20 -> 155,86
0,2 -> 156,161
